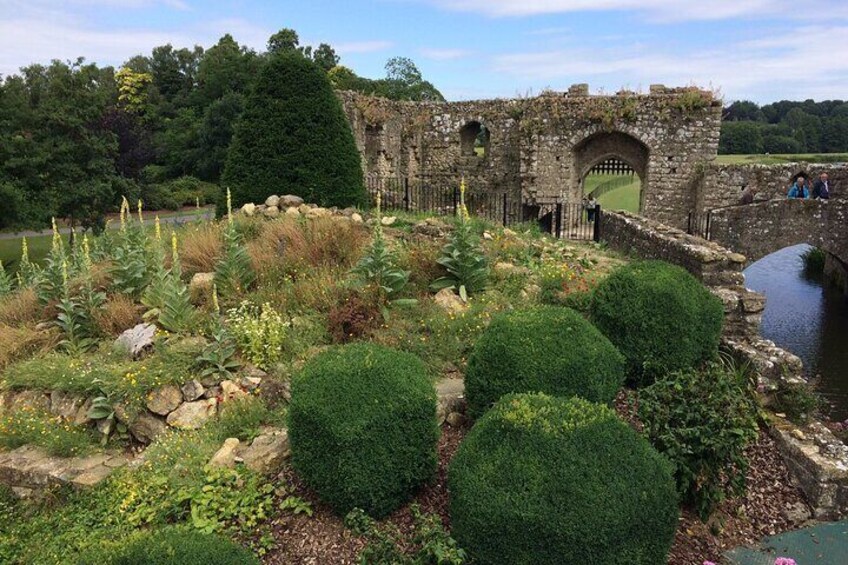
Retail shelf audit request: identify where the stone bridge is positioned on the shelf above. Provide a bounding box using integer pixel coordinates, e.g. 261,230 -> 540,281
706,199 -> 848,286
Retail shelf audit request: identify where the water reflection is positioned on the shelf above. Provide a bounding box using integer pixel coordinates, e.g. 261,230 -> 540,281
744,244 -> 848,421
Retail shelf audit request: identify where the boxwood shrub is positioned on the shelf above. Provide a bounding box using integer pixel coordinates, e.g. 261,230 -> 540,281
449,393 -> 678,565
100,527 -> 258,564
591,260 -> 723,385
464,306 -> 625,420
289,343 -> 438,518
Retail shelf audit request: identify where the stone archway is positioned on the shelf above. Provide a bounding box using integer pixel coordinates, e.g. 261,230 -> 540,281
572,131 -> 649,210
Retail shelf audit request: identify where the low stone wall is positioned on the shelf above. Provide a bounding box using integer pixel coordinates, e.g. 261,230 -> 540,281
600,210 -> 848,518
703,163 -> 848,210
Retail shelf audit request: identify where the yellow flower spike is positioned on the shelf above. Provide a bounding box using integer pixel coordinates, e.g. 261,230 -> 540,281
212,283 -> 220,315
171,232 -> 179,264
196,196 -> 200,211
137,199 -> 144,225
21,237 -> 29,263
61,259 -> 69,291
120,197 -> 128,232
226,187 -> 233,225
155,216 -> 162,241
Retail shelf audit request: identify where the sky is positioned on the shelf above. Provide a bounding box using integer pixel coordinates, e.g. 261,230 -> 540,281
1,0 -> 846,103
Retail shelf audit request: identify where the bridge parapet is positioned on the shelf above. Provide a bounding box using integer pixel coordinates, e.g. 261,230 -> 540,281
708,198 -> 848,265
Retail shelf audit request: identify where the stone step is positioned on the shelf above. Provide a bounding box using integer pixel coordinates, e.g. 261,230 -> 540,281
0,445 -> 129,496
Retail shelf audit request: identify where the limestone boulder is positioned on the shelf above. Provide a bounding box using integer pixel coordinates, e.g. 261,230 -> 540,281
49,391 -> 87,420
381,216 -> 397,226
181,380 -> 205,402
351,212 -> 364,224
280,194 -> 304,207
263,205 -> 280,218
166,398 -> 218,430
10,391 -> 50,413
240,429 -> 290,475
189,272 -> 215,304
129,411 -> 167,444
433,288 -> 466,314
306,207 -> 331,219
145,385 -> 183,416
220,380 -> 247,403
285,206 -> 301,218
209,438 -> 241,469
240,203 -> 256,217
265,195 -> 280,207
115,323 -> 156,358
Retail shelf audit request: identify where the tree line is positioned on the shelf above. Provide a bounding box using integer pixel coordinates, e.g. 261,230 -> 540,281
0,28 -> 443,231
719,99 -> 848,154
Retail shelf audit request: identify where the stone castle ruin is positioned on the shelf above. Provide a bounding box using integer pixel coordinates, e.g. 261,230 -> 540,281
338,84 -> 723,228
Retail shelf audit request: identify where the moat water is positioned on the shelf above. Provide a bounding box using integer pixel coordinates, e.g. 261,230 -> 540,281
744,244 -> 848,421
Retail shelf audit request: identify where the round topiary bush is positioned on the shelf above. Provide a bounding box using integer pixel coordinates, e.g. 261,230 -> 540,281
289,343 -> 438,518
464,306 -> 625,420
104,527 -> 258,564
449,393 -> 679,565
222,52 -> 366,209
591,260 -> 723,385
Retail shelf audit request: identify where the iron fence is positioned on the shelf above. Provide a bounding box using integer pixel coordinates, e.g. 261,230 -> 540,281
687,210 -> 712,240
365,176 -> 600,241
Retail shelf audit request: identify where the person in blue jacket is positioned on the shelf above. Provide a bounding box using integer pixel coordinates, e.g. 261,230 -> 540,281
787,174 -> 809,199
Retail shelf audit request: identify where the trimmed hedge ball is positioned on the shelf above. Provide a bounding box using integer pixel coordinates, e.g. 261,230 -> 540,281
591,260 -> 724,385
289,343 -> 438,518
449,393 -> 679,565
104,527 -> 258,565
464,306 -> 625,420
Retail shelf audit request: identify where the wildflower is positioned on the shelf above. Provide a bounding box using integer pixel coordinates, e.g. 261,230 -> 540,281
155,216 -> 162,241
774,559 -> 796,565
137,199 -> 144,225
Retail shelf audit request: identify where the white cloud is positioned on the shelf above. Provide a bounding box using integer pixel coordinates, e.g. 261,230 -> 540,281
491,25 -> 848,101
425,0 -> 848,22
419,48 -> 472,60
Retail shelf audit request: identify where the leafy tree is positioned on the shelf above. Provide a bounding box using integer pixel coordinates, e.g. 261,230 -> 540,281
222,52 -> 366,208
312,44 -> 340,72
719,121 -> 763,154
267,28 -> 300,54
723,100 -> 764,122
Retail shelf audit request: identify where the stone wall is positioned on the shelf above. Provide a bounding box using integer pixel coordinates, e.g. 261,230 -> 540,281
600,210 -> 848,519
708,198 -> 848,264
701,163 -> 848,210
337,85 -> 722,228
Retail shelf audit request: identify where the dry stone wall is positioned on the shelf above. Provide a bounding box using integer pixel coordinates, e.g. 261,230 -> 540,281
337,85 -> 722,228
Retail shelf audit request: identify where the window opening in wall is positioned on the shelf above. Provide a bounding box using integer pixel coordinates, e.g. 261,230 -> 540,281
460,121 -> 489,157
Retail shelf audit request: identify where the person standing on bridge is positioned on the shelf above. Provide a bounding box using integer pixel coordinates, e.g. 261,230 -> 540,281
787,174 -> 809,199
812,172 -> 830,200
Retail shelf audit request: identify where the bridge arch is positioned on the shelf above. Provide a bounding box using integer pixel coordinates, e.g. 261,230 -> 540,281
572,131 -> 649,211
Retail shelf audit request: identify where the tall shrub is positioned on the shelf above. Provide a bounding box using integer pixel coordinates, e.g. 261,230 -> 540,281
222,52 -> 365,208
591,260 -> 723,385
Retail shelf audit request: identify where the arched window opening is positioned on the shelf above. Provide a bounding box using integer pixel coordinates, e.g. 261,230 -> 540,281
460,121 -> 489,157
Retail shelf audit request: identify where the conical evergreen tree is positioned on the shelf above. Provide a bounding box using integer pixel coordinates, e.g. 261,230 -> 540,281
222,52 -> 365,208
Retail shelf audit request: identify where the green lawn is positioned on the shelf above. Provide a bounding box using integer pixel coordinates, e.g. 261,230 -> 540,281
716,153 -> 848,165
0,234 -> 64,273
584,173 -> 642,213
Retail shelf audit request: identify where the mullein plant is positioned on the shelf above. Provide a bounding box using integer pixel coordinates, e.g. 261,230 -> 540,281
141,216 -> 170,319
36,218 -> 70,303
110,197 -> 152,296
54,258 -> 98,355
154,232 -> 197,333
75,234 -> 106,324
430,178 -> 489,301
214,188 -> 255,299
353,191 -> 414,316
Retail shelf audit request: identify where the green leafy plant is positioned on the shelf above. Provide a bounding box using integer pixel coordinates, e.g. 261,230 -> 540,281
430,181 -> 488,301
149,233 -> 198,333
279,495 -> 313,517
449,393 -> 678,565
37,219 -> 71,303
15,237 -> 42,289
182,465 -> 275,535
110,199 -> 152,297
56,295 -> 98,355
214,189 -> 256,298
196,324 -> 241,380
353,194 -> 412,303
344,505 -> 466,565
226,301 -> 290,370
638,361 -> 759,520
0,260 -> 13,297
772,376 -> 821,424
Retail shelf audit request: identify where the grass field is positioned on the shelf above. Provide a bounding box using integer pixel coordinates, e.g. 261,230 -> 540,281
716,153 -> 848,165
0,234 -> 65,273
584,173 -> 642,213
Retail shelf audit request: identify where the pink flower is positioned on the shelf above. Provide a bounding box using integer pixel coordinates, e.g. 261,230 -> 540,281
774,559 -> 796,565
703,562 -> 718,565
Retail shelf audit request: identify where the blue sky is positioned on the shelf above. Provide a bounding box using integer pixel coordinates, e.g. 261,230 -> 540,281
1,0 -> 847,103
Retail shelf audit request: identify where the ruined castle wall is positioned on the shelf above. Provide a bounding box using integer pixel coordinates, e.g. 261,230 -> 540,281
337,85 -> 722,228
